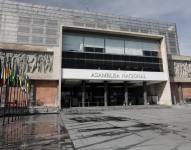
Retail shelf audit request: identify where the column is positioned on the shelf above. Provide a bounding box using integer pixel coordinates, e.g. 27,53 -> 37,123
104,81 -> 108,107
82,80 -> 85,107
143,81 -> 147,105
124,82 -> 128,106
178,83 -> 183,104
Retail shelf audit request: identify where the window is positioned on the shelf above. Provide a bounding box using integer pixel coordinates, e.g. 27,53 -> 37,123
84,47 -> 104,53
62,32 -> 160,56
84,36 -> 104,48
143,51 -> 158,57
125,40 -> 143,56
95,48 -> 104,53
63,34 -> 83,51
142,41 -> 159,51
84,47 -> 94,52
105,38 -> 124,54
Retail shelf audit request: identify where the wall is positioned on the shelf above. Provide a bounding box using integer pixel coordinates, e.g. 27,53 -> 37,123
170,83 -> 180,104
182,83 -> 191,101
0,0 -> 179,54
169,55 -> 191,82
158,38 -> 172,105
0,46 -> 60,108
35,80 -> 58,107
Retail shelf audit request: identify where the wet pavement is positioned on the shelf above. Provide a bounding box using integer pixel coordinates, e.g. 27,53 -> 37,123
62,106 -> 191,150
0,114 -> 75,150
1,106 -> 191,150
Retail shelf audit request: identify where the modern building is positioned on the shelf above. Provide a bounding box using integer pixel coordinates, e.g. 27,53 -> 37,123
0,0 -> 191,110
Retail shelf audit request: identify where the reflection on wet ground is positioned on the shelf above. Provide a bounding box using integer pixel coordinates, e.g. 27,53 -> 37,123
1,108 -> 191,150
0,114 -> 76,150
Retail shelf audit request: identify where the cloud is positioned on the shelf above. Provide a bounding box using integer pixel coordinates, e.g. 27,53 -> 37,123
14,0 -> 191,55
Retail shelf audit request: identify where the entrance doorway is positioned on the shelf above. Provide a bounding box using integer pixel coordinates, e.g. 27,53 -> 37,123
61,80 -> 155,108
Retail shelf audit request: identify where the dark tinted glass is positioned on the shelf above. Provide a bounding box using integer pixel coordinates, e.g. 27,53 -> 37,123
84,47 -> 94,52
95,48 -> 104,53
62,51 -> 163,72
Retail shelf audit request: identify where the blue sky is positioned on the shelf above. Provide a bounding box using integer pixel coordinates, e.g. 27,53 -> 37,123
14,0 -> 191,55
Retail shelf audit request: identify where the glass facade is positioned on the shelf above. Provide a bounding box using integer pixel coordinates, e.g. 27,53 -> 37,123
63,32 -> 160,56
63,34 -> 83,52
62,31 -> 163,72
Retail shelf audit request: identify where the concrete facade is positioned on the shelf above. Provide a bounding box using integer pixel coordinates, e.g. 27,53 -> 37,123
0,0 -> 190,109
169,55 -> 191,103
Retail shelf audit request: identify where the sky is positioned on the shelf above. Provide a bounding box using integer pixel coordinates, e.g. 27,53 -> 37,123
13,0 -> 191,55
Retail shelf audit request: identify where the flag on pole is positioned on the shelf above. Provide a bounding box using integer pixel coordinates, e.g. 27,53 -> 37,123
10,63 -> 16,86
2,61 -> 6,85
6,60 -> 11,85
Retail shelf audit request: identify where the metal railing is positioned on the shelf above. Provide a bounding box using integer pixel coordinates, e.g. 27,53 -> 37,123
0,85 -> 29,126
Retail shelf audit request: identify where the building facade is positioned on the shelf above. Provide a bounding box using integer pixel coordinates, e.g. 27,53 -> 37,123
0,0 -> 190,110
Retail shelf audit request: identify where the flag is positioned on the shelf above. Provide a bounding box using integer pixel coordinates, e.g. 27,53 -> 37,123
2,61 -> 6,85
15,64 -> 19,86
6,60 -> 11,85
9,63 -> 16,86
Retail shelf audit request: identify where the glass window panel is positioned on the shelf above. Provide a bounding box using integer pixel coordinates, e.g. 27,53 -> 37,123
105,38 -> 124,54
125,40 -> 143,56
84,47 -> 94,52
63,34 -> 83,51
84,36 -> 104,48
142,41 -> 159,51
95,48 -> 104,53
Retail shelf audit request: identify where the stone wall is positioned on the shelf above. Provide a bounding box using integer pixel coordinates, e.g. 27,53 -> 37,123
0,43 -> 61,80
169,55 -> 191,82
0,43 -> 61,107
169,55 -> 191,103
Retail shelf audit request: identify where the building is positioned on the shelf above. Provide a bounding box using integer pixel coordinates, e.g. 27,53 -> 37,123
0,0 -> 191,111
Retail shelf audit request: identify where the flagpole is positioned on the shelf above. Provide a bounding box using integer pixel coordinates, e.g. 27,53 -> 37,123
12,85 -> 16,122
3,55 -> 7,125
15,77 -> 19,120
7,57 -> 11,124
7,86 -> 12,124
18,85 -> 21,118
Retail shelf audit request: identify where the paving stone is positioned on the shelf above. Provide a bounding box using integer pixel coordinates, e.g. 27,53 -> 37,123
63,106 -> 191,150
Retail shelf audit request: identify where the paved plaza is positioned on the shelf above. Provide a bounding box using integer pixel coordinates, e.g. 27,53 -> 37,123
1,106 -> 191,149
63,106 -> 191,150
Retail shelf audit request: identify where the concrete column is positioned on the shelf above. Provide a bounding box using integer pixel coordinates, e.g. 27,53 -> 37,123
124,82 -> 128,106
178,83 -> 183,104
104,81 -> 108,107
82,81 -> 86,107
143,81 -> 147,105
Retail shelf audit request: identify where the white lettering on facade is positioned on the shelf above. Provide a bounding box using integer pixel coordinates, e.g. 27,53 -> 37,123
90,72 -> 146,79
